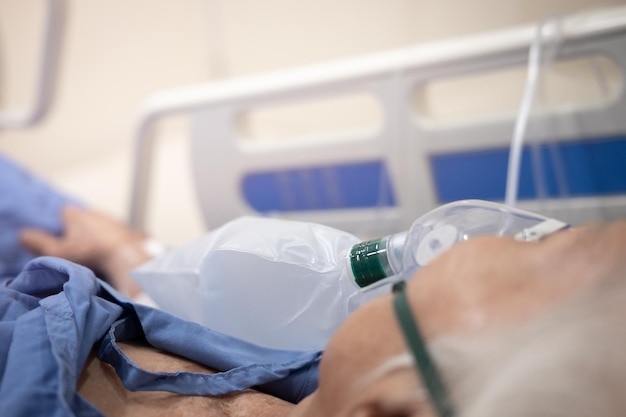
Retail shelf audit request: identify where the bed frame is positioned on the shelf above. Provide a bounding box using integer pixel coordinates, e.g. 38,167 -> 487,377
129,6 -> 626,237
0,0 -> 63,129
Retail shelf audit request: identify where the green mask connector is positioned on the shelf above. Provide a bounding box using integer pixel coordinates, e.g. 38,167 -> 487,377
349,238 -> 396,288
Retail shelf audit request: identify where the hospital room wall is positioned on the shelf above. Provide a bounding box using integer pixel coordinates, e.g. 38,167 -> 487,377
0,0 -> 623,245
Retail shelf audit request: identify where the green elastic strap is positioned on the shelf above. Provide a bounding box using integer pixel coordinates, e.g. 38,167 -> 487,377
392,281 -> 456,417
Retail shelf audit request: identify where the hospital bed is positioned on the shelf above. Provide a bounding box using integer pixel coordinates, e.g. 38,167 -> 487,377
129,6 -> 626,238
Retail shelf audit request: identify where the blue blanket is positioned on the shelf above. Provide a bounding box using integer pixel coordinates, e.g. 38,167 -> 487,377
0,256 -> 320,416
0,156 -> 321,415
0,154 -> 80,277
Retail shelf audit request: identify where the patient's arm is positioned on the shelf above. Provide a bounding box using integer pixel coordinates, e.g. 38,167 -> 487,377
20,206 -> 148,298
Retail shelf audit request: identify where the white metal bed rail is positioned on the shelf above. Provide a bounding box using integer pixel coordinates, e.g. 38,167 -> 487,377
129,6 -> 626,235
0,0 -> 65,129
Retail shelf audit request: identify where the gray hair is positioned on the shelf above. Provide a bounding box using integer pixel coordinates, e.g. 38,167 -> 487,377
435,274 -> 626,417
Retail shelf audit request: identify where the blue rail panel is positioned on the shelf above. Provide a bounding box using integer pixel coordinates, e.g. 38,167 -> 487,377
430,135 -> 626,202
242,160 -> 396,212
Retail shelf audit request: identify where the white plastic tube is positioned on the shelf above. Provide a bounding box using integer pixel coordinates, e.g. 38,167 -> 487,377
505,16 -> 563,207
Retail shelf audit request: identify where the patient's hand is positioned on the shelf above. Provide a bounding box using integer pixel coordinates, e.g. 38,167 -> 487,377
20,206 -> 149,297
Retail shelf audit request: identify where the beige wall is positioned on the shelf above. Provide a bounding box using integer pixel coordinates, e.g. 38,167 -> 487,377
0,0 -> 624,244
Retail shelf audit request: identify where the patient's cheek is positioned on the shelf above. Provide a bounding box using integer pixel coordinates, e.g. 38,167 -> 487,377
405,238 -> 535,337
408,233 -> 607,338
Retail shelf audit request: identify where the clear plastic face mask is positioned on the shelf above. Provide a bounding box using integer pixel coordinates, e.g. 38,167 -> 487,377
348,200 -> 569,308
402,199 -> 569,270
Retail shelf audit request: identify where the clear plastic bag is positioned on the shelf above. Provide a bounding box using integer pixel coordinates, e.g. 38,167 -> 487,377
132,216 -> 360,350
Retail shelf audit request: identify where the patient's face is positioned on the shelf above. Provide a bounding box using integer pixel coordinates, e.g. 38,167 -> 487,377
289,222 -> 626,417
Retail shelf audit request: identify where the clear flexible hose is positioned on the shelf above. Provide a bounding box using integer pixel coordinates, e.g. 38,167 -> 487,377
505,16 -> 563,207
